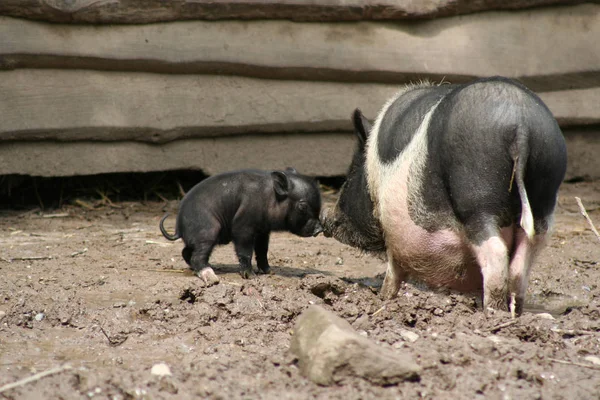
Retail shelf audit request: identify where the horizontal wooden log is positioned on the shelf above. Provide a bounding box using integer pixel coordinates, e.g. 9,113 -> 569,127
2,5 -> 599,92
1,69 -> 599,143
0,129 -> 596,179
0,70 -> 398,143
541,89 -> 600,127
0,0 -> 591,24
1,70 -> 598,144
0,134 -> 356,177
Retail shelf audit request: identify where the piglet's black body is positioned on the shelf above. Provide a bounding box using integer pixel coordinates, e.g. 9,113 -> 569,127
160,168 -> 323,279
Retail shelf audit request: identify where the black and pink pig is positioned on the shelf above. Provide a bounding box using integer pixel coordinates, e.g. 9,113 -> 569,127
160,168 -> 323,281
321,77 -> 567,314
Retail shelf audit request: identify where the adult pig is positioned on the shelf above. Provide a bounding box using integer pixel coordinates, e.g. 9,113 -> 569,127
321,77 -> 567,313
160,168 -> 323,279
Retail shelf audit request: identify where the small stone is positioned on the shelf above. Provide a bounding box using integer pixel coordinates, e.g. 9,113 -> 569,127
584,356 -> 600,366
487,335 -> 503,344
34,313 -> 45,321
399,329 -> 419,343
335,257 -> 344,265
352,314 -> 371,331
151,363 -> 172,377
0,311 -> 7,320
433,308 -> 444,316
536,313 -> 555,320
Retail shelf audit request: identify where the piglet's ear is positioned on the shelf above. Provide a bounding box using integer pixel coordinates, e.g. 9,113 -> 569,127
352,108 -> 372,146
285,167 -> 298,174
272,171 -> 289,200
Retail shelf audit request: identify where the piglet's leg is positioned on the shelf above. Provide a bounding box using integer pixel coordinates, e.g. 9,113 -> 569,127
509,228 -> 547,315
189,245 -> 219,286
473,236 -> 510,312
254,233 -> 271,274
380,251 -> 406,300
233,230 -> 256,279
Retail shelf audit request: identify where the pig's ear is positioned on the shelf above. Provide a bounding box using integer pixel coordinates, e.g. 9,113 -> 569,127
285,167 -> 298,174
352,108 -> 371,146
272,171 -> 289,200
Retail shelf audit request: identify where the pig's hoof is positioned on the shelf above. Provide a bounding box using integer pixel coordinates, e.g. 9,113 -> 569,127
197,267 -> 220,287
379,280 -> 400,300
240,268 -> 256,279
258,264 -> 271,275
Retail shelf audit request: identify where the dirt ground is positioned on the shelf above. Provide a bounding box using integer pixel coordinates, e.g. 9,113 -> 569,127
0,180 -> 599,400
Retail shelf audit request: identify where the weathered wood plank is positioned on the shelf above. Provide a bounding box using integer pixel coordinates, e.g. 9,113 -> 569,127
0,0 -> 591,24
541,89 -> 600,127
2,5 -> 600,92
0,70 -> 398,142
0,134 -> 356,177
0,130 -> 596,179
0,70 -> 598,144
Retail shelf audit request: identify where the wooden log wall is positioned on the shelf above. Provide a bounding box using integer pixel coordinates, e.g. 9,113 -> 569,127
0,1 -> 598,179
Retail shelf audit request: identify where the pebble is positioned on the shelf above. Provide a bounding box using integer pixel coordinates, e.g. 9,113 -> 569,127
34,313 -> 45,321
151,363 -> 172,377
0,311 -> 6,319
536,313 -> 555,320
399,329 -> 419,343
335,257 -> 344,265
487,335 -> 503,344
584,356 -> 600,366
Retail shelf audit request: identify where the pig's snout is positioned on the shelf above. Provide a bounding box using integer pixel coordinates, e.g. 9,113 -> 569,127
319,208 -> 333,238
312,222 -> 324,237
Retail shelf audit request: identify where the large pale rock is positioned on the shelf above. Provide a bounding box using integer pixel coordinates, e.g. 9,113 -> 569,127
290,305 -> 420,386
1,4 -> 599,92
0,0 -> 587,24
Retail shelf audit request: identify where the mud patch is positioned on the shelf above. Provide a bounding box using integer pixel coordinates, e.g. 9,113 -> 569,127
0,181 -> 599,399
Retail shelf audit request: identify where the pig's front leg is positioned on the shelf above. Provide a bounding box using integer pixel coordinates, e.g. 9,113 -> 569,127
233,229 -> 256,279
254,233 -> 271,274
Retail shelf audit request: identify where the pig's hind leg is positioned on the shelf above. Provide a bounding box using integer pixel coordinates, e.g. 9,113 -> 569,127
508,227 -> 548,315
254,233 -> 271,274
184,238 -> 220,285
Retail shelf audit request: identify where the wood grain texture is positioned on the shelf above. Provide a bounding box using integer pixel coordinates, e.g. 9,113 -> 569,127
0,134 -> 356,177
1,69 -> 597,143
2,5 -> 599,92
0,129 -> 596,179
0,70 -> 399,142
0,0 -> 592,24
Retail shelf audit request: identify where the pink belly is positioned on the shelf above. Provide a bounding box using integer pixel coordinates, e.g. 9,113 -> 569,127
387,222 -> 482,292
379,166 -> 482,292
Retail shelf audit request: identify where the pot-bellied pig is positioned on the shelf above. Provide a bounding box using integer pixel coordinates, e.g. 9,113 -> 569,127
160,168 -> 323,280
321,77 -> 567,313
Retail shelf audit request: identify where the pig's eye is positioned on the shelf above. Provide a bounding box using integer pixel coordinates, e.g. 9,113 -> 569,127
297,202 -> 308,212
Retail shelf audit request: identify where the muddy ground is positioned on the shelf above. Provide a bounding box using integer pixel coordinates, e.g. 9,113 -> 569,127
0,180 -> 599,399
